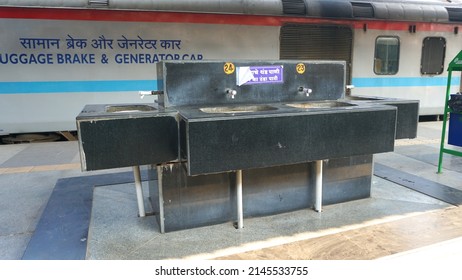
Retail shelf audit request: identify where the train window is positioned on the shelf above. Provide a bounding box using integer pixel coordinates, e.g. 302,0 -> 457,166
421,37 -> 446,75
374,36 -> 399,75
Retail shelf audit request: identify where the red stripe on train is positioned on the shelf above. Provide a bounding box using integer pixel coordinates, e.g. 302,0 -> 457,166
0,6 -> 458,32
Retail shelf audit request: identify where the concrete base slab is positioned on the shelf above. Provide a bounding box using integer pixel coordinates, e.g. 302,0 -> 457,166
87,174 -> 449,259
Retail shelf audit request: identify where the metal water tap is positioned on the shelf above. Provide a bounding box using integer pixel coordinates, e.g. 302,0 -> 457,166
226,89 -> 237,99
298,87 -> 312,97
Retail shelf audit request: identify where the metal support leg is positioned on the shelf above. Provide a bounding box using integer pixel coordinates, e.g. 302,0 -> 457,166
314,160 -> 323,212
156,165 -> 165,233
236,170 -> 244,229
133,166 -> 146,217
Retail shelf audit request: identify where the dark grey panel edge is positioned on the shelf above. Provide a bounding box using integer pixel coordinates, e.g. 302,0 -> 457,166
22,171 -> 152,260
374,163 -> 462,206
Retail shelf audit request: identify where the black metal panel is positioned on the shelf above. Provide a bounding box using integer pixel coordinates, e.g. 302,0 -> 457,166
305,0 -> 353,18
345,96 -> 419,139
386,101 -> 419,139
282,0 -> 306,15
242,163 -> 312,216
447,7 -> 462,22
78,115 -> 178,170
158,61 -> 346,107
243,156 -> 373,215
183,108 -> 396,176
280,24 -> 353,83
323,155 -> 372,204
352,2 -> 374,18
421,37 -> 446,75
150,163 -> 234,232
150,156 -> 373,233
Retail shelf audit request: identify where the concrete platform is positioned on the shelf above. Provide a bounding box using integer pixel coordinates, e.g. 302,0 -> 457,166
1,121 -> 462,260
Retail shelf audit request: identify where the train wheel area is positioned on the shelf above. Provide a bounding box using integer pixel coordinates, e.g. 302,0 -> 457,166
0,131 -> 77,144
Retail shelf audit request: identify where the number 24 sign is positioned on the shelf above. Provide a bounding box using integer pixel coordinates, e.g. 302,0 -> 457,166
224,62 -> 235,74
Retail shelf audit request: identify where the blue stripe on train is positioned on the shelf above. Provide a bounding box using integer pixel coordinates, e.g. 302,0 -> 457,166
0,76 -> 459,94
352,77 -> 461,87
0,80 -> 158,94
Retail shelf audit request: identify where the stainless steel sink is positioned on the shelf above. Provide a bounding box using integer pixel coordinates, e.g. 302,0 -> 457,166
105,104 -> 156,113
346,96 -> 384,101
285,101 -> 356,109
199,105 -> 278,114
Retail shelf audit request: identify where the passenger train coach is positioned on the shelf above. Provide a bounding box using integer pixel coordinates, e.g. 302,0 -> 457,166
1,0 -> 462,134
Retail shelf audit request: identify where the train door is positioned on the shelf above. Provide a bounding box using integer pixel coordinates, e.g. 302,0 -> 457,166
280,24 -> 353,84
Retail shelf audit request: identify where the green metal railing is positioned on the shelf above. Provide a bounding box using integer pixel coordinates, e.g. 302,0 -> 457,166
437,50 -> 462,173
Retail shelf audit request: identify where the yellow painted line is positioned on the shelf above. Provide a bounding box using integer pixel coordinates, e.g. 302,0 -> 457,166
0,163 -> 81,174
0,166 -> 34,174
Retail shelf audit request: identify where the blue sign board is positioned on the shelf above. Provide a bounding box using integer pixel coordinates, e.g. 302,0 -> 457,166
237,65 -> 283,86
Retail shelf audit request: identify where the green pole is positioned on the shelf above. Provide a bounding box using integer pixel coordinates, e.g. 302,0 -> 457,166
437,69 -> 453,173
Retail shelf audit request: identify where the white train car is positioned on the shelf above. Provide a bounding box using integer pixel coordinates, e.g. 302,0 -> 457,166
1,0 -> 462,135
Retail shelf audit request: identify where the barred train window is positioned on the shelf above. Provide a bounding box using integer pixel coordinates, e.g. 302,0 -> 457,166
421,37 -> 446,75
374,36 -> 399,75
